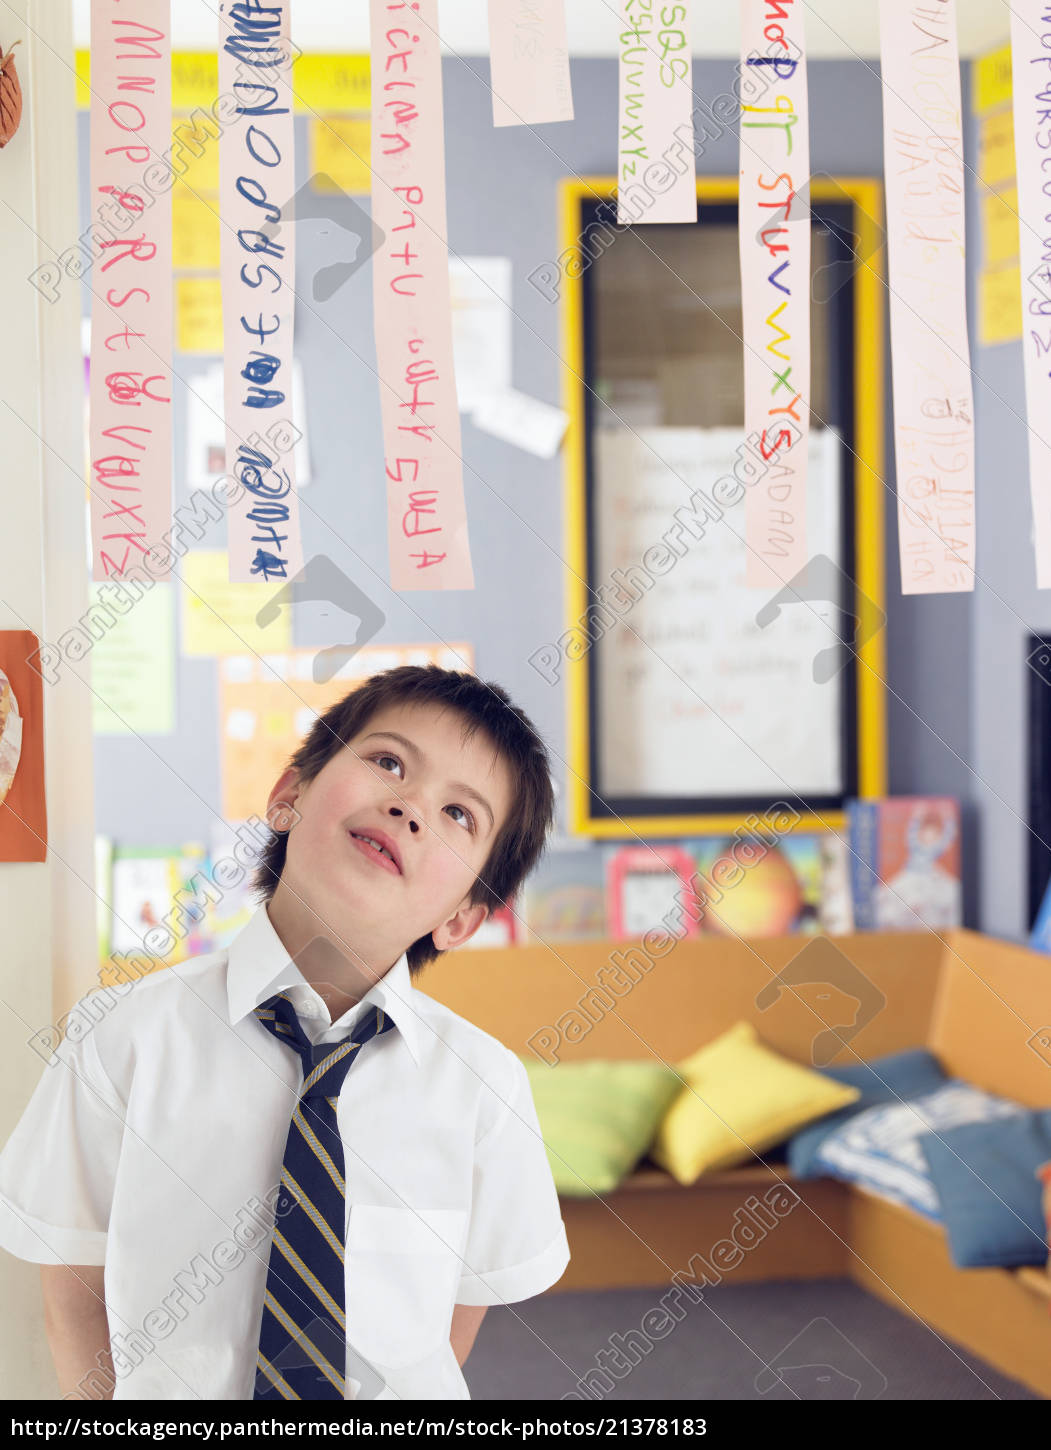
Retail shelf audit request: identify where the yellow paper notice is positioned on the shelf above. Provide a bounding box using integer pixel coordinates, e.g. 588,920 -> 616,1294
983,187 -> 1020,269
310,116 -> 372,194
182,551 -> 293,657
978,110 -> 1016,190
979,264 -> 1022,346
176,277 -> 223,354
173,189 -> 221,270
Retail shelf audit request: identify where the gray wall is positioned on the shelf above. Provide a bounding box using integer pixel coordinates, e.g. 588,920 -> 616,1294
88,56 -> 977,912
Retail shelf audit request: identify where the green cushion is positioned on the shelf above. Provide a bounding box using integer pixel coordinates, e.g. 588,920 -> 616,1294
520,1057 -> 682,1197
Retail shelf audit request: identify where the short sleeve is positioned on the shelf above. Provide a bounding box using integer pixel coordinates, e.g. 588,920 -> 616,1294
455,1051 -> 569,1306
0,1028 -> 126,1266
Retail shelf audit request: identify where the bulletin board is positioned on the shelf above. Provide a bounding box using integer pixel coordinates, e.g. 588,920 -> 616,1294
561,177 -> 888,839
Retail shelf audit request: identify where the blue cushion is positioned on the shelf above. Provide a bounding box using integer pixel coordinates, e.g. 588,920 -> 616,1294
787,1048 -> 947,1178
809,1081 -> 1028,1219
918,1111 -> 1051,1268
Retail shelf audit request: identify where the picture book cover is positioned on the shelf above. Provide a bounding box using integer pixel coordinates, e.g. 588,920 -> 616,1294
606,844 -> 700,941
848,797 -> 962,931
520,846 -> 608,944
686,833 -> 823,937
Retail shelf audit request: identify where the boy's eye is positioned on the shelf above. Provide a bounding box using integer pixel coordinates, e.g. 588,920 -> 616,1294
445,804 -> 474,832
373,753 -> 404,777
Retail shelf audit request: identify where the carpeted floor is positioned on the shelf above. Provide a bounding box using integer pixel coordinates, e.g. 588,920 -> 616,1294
463,1278 -> 1038,1400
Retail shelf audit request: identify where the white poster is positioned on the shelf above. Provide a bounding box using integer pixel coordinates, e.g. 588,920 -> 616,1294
594,426 -> 843,800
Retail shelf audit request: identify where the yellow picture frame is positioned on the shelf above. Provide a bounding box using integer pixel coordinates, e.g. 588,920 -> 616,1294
559,175 -> 888,839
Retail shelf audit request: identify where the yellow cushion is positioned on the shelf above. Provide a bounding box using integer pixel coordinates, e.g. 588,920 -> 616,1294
651,1021 -> 862,1184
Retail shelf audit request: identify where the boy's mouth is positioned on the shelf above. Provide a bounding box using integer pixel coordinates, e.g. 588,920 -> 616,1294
348,829 -> 403,876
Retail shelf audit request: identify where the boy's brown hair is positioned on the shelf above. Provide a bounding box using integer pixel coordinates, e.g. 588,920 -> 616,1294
253,665 -> 555,973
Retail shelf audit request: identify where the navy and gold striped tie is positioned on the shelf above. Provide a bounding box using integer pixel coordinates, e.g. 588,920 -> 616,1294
252,991 -> 395,1400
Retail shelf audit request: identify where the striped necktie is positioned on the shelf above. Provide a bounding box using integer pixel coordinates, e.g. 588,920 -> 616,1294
252,990 -> 395,1400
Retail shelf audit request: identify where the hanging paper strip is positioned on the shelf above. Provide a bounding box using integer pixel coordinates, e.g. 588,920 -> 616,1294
1009,4 -> 1051,588
879,0 -> 974,594
487,0 -> 574,127
616,1 -> 696,225
218,0 -> 303,584
88,1 -> 173,581
739,0 -> 810,589
370,0 -> 475,591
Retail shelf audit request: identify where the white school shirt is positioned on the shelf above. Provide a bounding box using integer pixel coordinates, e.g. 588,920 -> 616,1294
0,905 -> 570,1400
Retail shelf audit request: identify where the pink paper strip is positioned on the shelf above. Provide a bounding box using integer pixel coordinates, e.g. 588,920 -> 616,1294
616,1 -> 697,225
219,0 -> 303,584
880,0 -> 975,595
1010,3 -> 1051,589
739,0 -> 810,589
488,0 -> 574,127
370,0 -> 475,591
88,1 -> 173,581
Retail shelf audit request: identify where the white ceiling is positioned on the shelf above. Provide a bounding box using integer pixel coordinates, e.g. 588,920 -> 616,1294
71,0 -> 1009,59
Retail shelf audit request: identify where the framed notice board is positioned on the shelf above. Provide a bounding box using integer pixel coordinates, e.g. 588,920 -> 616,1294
560,177 -> 888,839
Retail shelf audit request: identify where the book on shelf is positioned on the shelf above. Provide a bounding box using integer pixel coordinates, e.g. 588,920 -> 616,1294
847,797 -> 962,931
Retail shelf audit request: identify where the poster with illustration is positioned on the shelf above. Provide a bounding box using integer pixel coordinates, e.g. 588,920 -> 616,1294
0,630 -> 47,863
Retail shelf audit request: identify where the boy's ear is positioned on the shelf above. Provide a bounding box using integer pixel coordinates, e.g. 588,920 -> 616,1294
266,765 -> 301,833
431,898 -> 491,954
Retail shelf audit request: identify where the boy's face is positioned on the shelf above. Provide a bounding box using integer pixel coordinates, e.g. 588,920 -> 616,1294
267,700 -> 515,969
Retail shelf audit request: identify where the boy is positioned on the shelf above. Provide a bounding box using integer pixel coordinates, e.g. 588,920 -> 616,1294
0,666 -> 570,1400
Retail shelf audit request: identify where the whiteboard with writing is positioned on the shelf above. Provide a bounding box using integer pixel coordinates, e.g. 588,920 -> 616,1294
593,426 -> 843,804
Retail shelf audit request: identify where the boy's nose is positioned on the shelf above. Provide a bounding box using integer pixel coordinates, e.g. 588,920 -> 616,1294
387,804 -> 420,834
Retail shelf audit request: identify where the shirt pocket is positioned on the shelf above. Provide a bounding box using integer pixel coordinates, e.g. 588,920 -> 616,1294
345,1205 -> 467,1371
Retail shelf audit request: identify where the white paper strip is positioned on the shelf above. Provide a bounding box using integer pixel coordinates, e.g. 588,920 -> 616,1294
1009,2 -> 1051,588
370,0 -> 475,590
739,0 -> 810,589
488,0 -> 574,126
880,0 -> 975,594
88,0 -> 173,581
616,1 -> 697,225
219,0 -> 303,584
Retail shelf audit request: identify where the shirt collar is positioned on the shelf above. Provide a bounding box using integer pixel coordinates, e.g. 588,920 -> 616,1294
226,904 -> 423,1066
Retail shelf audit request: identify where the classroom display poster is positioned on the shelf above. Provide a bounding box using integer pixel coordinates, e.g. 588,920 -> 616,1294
0,632 -> 47,863
91,583 -> 176,736
108,845 -> 212,968
369,0 -> 475,591
880,0 -> 975,594
218,0 -> 303,583
88,0 -> 173,582
616,1 -> 696,225
488,0 -> 574,127
739,0 -> 810,590
1009,6 -> 1051,588
593,426 -> 842,803
180,551 -> 292,657
218,643 -> 474,821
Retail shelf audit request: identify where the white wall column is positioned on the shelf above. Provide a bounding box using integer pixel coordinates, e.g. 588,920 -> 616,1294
0,0 -> 96,1399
